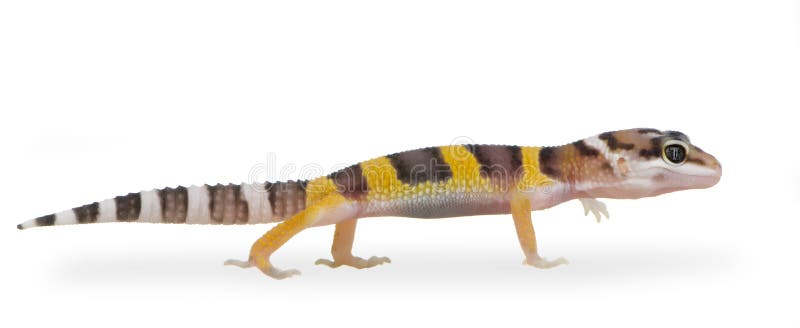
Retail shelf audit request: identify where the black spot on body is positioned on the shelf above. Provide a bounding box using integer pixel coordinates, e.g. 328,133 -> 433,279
73,202 -> 99,223
35,214 -> 56,227
572,140 -> 599,156
508,146 -> 523,172
114,193 -> 141,221
465,145 -> 523,181
538,147 -> 561,179
386,147 -> 452,185
328,164 -> 368,199
601,162 -> 613,172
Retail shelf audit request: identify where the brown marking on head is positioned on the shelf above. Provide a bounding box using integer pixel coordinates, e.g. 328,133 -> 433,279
664,130 -> 690,143
637,128 -> 662,134
639,138 -> 662,159
538,128 -> 721,193
685,157 -> 706,165
535,128 -> 722,200
633,129 -> 698,162
599,132 -> 636,150
683,143 -> 720,169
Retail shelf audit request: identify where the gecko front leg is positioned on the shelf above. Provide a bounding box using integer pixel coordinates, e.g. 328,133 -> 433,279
315,219 -> 391,269
578,198 -> 610,223
511,193 -> 568,269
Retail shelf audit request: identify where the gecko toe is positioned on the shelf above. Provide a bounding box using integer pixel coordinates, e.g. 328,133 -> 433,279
315,255 -> 391,269
223,259 -> 253,268
266,267 -> 302,279
524,255 -> 569,269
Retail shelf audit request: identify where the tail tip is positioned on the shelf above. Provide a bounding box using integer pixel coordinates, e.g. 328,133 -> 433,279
16,224 -> 23,230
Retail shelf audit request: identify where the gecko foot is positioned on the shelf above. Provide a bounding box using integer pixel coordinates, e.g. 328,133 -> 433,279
223,258 -> 252,268
315,255 -> 391,269
524,255 -> 569,269
263,267 -> 302,279
579,198 -> 610,223
224,258 -> 302,279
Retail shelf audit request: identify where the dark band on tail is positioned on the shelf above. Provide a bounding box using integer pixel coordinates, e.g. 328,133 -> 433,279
265,180 -> 308,220
115,193 -> 141,221
35,214 -> 56,227
208,184 -> 249,224
74,202 -> 100,223
159,186 -> 188,223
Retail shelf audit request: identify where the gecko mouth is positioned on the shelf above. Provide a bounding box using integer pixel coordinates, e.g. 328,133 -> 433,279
663,172 -> 721,190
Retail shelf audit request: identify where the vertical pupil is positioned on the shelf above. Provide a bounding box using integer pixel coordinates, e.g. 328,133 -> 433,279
665,145 -> 686,163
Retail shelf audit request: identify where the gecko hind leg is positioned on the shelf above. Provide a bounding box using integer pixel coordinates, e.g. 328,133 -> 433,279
224,194 -> 355,280
512,193 -> 568,269
315,219 -> 390,269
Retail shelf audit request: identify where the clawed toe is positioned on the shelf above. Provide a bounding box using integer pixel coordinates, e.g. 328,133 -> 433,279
524,255 -> 569,269
315,255 -> 391,269
224,258 -> 253,268
265,267 -> 302,279
224,258 -> 301,279
579,198 -> 610,223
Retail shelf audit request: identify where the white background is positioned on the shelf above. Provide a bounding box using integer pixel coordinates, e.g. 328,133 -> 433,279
1,1 -> 798,327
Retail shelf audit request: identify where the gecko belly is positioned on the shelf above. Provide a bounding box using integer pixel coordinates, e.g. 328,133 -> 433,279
362,192 -> 511,219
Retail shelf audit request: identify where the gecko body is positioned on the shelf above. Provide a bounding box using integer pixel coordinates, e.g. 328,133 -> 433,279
18,128 -> 721,279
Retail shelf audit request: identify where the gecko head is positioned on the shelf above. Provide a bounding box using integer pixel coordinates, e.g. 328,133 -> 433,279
540,128 -> 722,199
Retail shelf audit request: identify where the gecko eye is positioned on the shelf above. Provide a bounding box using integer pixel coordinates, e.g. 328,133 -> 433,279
662,141 -> 687,165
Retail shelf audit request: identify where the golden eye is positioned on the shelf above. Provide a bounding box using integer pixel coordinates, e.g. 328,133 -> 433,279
662,140 -> 688,165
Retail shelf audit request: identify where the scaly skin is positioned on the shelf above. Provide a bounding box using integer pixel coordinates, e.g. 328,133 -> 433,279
18,128 -> 721,280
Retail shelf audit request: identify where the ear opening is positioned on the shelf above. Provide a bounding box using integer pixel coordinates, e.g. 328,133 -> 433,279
617,157 -> 630,175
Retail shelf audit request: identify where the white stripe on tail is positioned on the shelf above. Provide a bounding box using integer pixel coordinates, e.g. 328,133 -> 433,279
15,182 -> 294,230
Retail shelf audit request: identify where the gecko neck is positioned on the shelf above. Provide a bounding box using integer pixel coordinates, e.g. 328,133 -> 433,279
536,142 -> 624,202
521,181 -> 581,211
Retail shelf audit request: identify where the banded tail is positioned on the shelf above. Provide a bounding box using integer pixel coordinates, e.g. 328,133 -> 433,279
16,181 -> 309,230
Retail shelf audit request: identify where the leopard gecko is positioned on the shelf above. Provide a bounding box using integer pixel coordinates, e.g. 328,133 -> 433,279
17,128 -> 722,279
